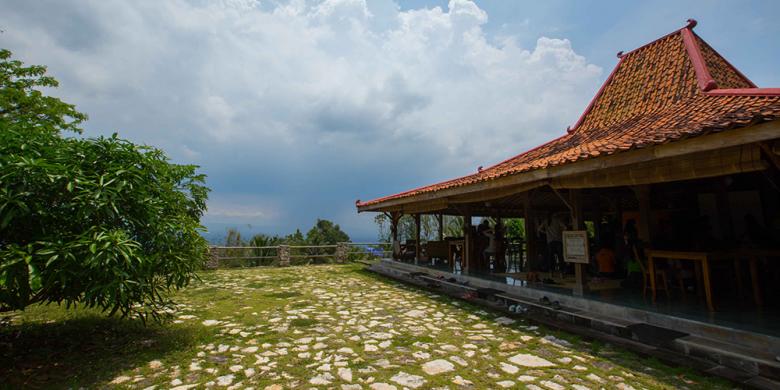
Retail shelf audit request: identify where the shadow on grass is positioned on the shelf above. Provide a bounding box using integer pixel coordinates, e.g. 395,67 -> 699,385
0,314 -> 206,389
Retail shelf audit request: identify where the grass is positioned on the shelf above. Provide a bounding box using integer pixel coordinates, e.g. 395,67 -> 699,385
0,264 -> 734,389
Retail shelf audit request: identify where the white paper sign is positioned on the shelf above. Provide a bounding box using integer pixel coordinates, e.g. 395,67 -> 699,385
563,230 -> 589,264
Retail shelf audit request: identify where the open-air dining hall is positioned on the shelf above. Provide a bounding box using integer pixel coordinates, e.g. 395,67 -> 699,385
356,20 -> 780,337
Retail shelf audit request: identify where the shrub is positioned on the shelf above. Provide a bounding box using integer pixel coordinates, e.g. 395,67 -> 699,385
0,49 -> 209,322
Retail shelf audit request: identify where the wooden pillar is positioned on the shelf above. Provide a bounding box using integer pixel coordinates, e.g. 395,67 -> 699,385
593,193 -> 603,245
390,212 -> 400,259
438,213 -> 444,241
414,213 -> 421,265
495,217 -> 506,273
523,193 -> 537,272
715,181 -> 734,240
569,189 -> 587,296
463,212 -> 472,273
633,185 -> 652,243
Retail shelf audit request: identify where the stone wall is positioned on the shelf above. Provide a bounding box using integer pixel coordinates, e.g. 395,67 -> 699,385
205,246 -> 220,269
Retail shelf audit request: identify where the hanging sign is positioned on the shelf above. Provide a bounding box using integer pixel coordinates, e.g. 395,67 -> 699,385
563,230 -> 589,264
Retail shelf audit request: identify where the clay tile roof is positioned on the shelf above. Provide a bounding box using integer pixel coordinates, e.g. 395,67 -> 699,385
357,20 -> 780,208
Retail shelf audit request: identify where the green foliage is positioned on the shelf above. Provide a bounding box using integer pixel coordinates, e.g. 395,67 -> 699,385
504,218 -> 526,241
285,229 -> 306,246
0,49 -> 209,322
443,215 -> 464,238
248,233 -> 283,266
305,219 -> 349,245
374,214 -> 463,242
0,49 -> 87,135
218,220 -> 353,266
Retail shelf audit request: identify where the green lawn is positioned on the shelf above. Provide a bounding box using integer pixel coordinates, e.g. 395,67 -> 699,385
1,264 -> 732,389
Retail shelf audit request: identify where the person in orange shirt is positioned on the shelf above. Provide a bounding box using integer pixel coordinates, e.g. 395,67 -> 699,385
596,246 -> 616,277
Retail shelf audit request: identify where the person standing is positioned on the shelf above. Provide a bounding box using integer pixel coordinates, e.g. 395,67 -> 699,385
538,213 -> 567,276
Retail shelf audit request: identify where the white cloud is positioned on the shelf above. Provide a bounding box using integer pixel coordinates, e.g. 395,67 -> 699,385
0,0 -> 602,237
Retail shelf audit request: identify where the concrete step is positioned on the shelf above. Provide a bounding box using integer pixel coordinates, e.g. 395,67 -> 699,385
495,291 -> 638,339
368,260 -> 780,387
674,335 -> 780,380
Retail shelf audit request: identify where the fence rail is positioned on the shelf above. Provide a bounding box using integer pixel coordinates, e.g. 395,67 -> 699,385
206,242 -> 391,269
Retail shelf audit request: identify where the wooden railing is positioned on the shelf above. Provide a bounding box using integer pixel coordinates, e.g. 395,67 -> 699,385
206,242 -> 391,268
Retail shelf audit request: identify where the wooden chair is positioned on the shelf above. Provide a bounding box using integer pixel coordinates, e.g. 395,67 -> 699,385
633,246 -> 672,299
392,241 -> 416,262
425,240 -> 449,265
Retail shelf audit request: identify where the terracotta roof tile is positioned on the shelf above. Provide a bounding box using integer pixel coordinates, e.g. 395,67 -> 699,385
358,21 -> 780,208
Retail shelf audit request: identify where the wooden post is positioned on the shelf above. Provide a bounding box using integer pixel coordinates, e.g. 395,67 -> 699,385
633,185 -> 652,243
463,212 -> 472,273
495,217 -> 506,273
569,189 -> 587,296
715,181 -> 734,240
523,193 -> 536,272
391,212 -> 400,259
414,213 -> 421,265
438,213 -> 444,241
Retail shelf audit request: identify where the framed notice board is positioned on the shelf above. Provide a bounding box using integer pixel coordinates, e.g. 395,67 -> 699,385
563,230 -> 589,264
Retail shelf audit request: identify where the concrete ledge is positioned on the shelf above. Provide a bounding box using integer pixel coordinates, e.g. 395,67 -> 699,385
373,259 -> 780,354
369,259 -> 780,387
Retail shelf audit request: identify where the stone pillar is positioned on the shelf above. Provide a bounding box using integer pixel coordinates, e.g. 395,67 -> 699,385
205,246 -> 220,269
336,242 -> 349,263
278,245 -> 290,267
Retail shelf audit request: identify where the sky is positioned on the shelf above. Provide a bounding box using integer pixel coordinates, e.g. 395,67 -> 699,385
2,0 -> 779,242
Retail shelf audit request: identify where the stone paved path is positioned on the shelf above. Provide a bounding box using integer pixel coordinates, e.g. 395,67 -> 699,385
112,264 -> 730,389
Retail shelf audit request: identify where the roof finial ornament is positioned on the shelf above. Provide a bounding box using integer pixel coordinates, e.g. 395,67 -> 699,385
477,166 -> 483,172
686,18 -> 697,29
616,51 -> 624,58
355,199 -> 360,205
566,126 -> 574,134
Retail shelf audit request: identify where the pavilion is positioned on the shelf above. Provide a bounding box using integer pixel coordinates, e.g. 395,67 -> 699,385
356,19 -> 780,348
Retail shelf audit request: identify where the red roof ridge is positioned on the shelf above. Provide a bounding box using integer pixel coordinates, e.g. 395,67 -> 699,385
705,88 -> 780,96
680,24 -> 718,91
691,31 -> 757,89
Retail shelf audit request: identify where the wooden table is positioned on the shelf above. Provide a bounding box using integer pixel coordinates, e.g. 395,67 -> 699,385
448,240 -> 464,272
645,249 -> 780,311
732,249 -> 780,307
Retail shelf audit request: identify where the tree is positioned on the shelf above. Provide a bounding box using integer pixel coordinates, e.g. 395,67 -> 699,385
443,215 -> 464,238
305,219 -> 350,245
285,229 -> 306,246
247,233 -> 283,266
373,214 -> 390,243
0,49 -> 209,322
374,214 -> 463,243
504,218 -> 526,241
